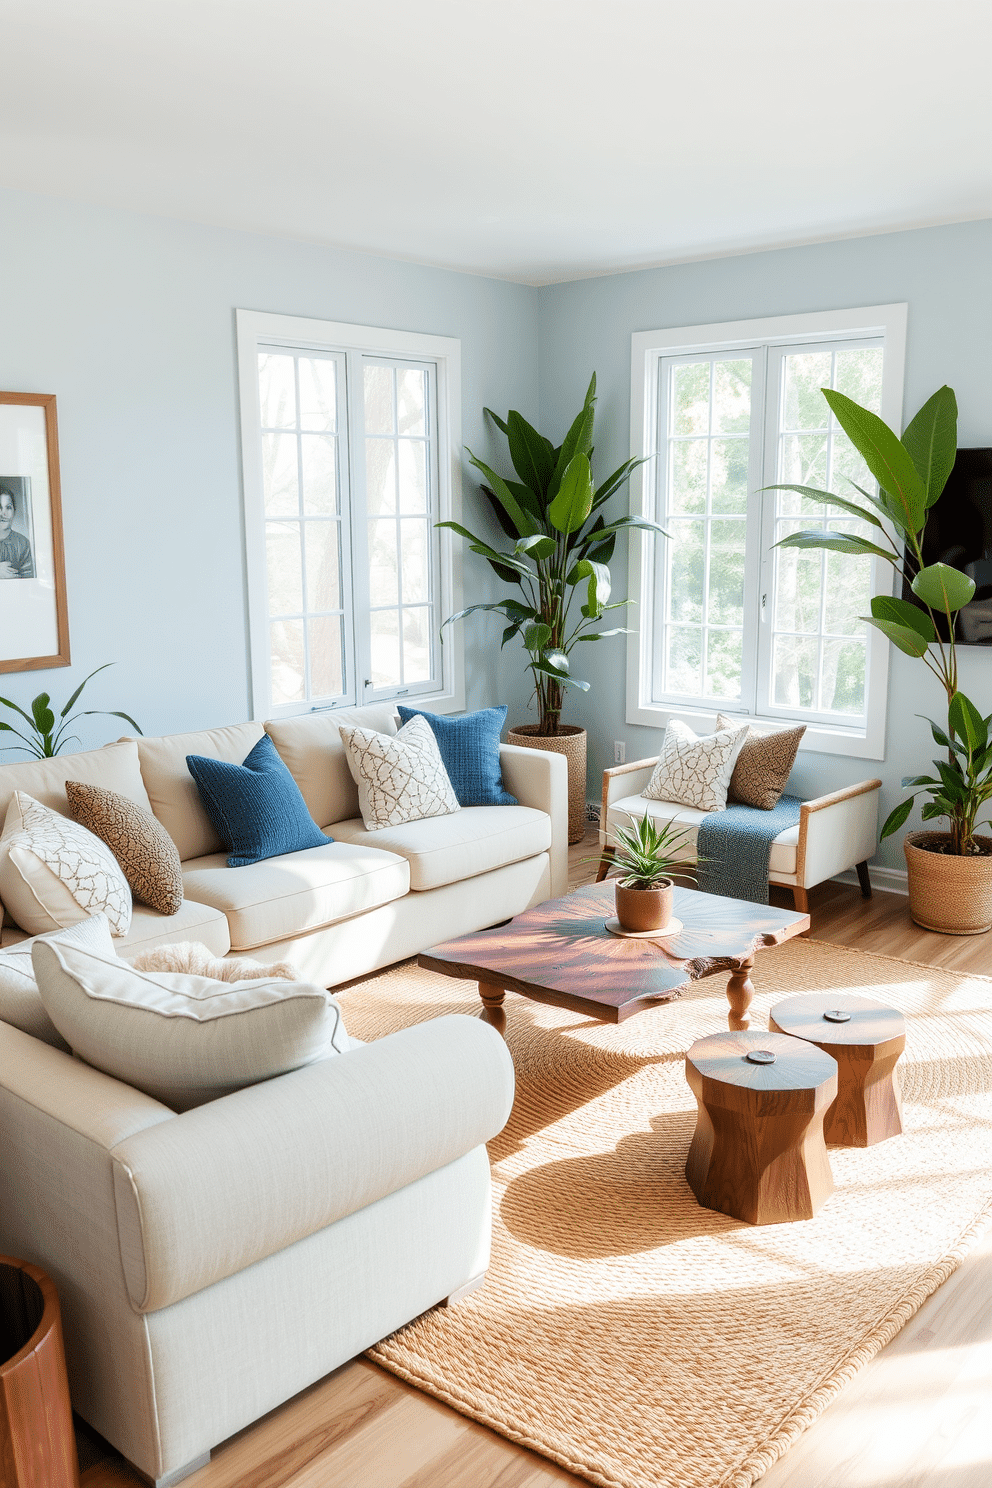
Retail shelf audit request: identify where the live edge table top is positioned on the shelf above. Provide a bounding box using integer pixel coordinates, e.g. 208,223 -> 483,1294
418,881 -> 810,1034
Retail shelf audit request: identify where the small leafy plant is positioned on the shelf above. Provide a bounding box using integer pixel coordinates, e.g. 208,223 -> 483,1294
612,811 -> 697,890
0,664 -> 142,759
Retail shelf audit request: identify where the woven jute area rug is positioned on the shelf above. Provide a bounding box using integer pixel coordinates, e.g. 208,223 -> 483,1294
335,938 -> 992,1488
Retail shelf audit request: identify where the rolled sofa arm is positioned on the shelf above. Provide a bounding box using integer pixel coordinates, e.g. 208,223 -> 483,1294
499,743 -> 568,897
110,1014 -> 514,1314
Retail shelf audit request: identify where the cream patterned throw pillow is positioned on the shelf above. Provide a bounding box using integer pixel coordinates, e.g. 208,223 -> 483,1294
643,719 -> 748,813
339,714 -> 460,830
0,792 -> 132,936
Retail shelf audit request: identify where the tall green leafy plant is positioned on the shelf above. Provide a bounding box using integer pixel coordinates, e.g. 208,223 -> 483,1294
0,664 -> 142,759
440,374 -> 666,735
770,385 -> 992,854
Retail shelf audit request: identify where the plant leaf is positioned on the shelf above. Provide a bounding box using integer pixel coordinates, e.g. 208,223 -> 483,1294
949,691 -> 988,751
30,694 -> 55,735
0,694 -> 35,726
900,385 -> 958,508
762,483 -> 888,531
773,529 -> 895,561
869,594 -> 936,642
575,627 -> 634,639
483,406 -> 510,437
466,452 -> 539,536
572,557 -> 611,614
862,615 -> 931,658
523,622 -> 553,653
59,662 -> 113,719
548,400 -> 596,502
73,709 -> 144,736
506,410 -> 554,499
822,388 -> 927,535
911,561 -> 976,614
439,601 -> 521,632
880,797 -> 914,839
514,534 -> 557,561
548,453 -> 594,534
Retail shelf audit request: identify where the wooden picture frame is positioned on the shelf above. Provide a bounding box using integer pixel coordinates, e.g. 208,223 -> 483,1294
0,392 -> 70,673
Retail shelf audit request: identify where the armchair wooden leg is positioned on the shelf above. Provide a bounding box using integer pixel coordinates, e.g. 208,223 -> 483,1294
856,860 -> 872,899
792,886 -> 810,915
596,847 -> 616,883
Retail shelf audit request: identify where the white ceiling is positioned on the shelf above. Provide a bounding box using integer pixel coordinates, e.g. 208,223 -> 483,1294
2,0 -> 991,285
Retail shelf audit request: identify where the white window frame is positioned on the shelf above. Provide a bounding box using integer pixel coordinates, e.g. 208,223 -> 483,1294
627,304 -> 908,760
236,309 -> 464,721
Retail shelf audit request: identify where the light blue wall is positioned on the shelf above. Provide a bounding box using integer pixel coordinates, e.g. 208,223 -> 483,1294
0,188 -> 538,750
536,221 -> 992,871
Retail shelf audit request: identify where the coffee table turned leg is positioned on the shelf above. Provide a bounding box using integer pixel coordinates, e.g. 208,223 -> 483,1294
726,956 -> 755,1032
478,980 -> 507,1037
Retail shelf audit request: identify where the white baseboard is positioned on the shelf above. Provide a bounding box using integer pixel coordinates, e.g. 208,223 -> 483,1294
833,864 -> 908,896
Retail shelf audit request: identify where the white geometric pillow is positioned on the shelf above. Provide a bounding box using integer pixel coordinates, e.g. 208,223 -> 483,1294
339,714 -> 460,830
643,718 -> 749,813
0,791 -> 132,936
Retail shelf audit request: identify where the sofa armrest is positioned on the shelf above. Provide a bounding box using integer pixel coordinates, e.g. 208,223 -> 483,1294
499,743 -> 568,897
599,757 -> 659,845
109,1014 -> 514,1314
797,779 -> 882,888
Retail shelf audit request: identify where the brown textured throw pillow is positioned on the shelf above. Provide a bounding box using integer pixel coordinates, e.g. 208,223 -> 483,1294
715,714 -> 806,811
65,781 -> 184,916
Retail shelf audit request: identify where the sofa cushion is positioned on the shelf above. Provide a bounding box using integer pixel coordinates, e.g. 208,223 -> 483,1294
135,721 -> 265,862
66,781 -> 185,915
396,705 -> 517,806
716,713 -> 806,811
0,912 -> 116,1048
116,899 -> 232,959
0,792 -> 132,936
340,714 -> 460,830
330,805 -> 551,892
180,841 -> 410,951
644,719 -> 749,813
264,704 -> 400,829
186,734 -> 331,867
0,739 -> 153,828
32,938 -> 349,1112
606,793 -> 799,876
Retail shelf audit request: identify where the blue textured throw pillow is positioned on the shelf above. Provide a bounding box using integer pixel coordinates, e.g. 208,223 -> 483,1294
396,705 -> 517,807
186,734 -> 332,868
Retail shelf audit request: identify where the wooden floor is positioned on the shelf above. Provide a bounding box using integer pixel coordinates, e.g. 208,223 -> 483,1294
79,828 -> 992,1488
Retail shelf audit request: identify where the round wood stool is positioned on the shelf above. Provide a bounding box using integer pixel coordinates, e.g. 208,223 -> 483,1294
685,1030 -> 838,1225
769,993 -> 905,1148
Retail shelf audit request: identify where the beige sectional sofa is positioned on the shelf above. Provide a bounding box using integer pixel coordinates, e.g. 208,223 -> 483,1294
0,703 -> 562,1487
0,702 -> 568,978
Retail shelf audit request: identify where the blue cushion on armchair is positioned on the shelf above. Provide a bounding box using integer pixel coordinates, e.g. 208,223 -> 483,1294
186,734 -> 332,868
396,705 -> 517,807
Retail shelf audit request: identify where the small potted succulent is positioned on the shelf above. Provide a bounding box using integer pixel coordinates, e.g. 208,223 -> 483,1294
611,812 -> 696,933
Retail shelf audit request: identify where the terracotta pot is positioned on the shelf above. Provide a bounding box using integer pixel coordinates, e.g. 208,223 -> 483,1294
615,879 -> 674,933
904,830 -> 992,935
0,1256 -> 80,1487
507,725 -> 587,845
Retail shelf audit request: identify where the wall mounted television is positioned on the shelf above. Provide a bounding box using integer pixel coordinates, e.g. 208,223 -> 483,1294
902,447 -> 992,646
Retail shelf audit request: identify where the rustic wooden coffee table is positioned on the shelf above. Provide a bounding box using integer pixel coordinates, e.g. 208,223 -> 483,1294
419,881 -> 809,1034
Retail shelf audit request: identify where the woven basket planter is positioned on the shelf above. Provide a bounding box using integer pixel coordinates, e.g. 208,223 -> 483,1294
904,830 -> 992,935
507,725 -> 587,845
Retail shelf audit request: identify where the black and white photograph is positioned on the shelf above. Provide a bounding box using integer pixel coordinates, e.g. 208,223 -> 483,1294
0,475 -> 35,580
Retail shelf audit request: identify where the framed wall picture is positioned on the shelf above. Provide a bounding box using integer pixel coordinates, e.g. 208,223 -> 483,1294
0,392 -> 70,673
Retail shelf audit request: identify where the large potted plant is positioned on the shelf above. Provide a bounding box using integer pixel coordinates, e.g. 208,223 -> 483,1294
441,375 -> 665,843
772,384 -> 992,933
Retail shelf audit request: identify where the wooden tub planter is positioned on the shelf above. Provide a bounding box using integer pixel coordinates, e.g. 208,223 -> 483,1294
0,1257 -> 80,1488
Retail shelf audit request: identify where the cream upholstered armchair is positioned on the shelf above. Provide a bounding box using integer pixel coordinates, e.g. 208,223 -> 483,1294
597,757 -> 882,913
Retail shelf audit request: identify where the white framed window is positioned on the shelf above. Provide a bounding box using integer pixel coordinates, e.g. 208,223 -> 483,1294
628,305 -> 908,759
236,310 -> 464,719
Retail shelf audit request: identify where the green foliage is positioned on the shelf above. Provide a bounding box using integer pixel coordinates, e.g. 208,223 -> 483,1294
767,382 -> 988,853
0,665 -> 142,759
442,374 -> 667,735
611,811 -> 697,890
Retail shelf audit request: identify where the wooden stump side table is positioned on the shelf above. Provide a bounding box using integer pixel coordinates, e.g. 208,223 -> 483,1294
769,993 -> 906,1148
685,1031 -> 838,1225
0,1256 -> 80,1488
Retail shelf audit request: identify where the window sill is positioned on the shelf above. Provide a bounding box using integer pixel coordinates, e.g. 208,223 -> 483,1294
625,700 -> 885,761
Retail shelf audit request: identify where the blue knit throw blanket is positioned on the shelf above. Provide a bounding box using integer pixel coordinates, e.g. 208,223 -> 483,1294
695,795 -> 802,905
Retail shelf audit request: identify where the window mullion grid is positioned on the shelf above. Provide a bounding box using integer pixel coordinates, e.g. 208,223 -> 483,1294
292,356 -> 313,706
